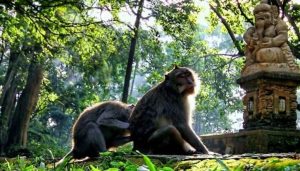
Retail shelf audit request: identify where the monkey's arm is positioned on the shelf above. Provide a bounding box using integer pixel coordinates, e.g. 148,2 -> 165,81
177,124 -> 209,154
97,118 -> 129,129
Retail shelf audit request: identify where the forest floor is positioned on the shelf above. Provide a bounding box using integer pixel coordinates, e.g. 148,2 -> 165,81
1,152 -> 300,170
51,153 -> 300,170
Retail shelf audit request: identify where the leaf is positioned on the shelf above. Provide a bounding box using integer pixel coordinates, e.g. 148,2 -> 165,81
142,154 -> 156,171
100,151 -> 113,156
90,165 -> 101,171
110,161 -> 125,168
105,168 -> 119,171
216,158 -> 230,171
47,149 -> 55,160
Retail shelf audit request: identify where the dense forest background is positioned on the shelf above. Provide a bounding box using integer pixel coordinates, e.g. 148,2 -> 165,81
0,0 -> 299,158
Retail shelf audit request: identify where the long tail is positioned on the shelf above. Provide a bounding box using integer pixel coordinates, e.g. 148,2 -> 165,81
54,150 -> 73,168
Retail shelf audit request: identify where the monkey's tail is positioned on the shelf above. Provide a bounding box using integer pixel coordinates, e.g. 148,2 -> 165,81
54,150 -> 73,168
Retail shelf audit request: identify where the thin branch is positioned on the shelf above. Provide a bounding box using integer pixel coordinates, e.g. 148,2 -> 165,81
280,0 -> 291,18
16,1 -> 134,30
127,3 -> 137,15
35,0 -> 82,9
209,4 -> 244,56
191,53 -> 243,66
236,0 -> 253,25
0,37 -> 5,64
284,15 -> 300,40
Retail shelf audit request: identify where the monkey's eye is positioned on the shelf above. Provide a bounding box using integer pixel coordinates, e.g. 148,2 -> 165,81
177,74 -> 185,78
177,72 -> 190,78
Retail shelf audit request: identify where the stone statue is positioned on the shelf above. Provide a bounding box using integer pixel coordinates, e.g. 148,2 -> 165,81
242,0 -> 299,75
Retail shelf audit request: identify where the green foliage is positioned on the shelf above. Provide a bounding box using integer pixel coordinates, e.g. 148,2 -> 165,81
28,117 -> 70,158
153,1 -> 200,44
0,156 -> 47,171
58,152 -> 140,171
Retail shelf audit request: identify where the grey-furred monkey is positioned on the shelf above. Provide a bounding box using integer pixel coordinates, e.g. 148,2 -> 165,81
58,101 -> 134,164
129,66 -> 209,155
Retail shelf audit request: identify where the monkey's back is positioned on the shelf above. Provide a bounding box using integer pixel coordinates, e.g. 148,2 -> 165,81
73,101 -> 130,142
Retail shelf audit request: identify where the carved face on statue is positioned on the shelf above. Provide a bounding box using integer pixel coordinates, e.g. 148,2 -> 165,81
255,9 -> 272,28
254,3 -> 273,30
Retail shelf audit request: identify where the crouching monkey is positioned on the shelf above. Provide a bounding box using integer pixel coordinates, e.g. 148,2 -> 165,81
58,101 -> 134,164
129,66 -> 209,155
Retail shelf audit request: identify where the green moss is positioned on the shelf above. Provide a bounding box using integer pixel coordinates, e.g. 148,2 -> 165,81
176,158 -> 300,171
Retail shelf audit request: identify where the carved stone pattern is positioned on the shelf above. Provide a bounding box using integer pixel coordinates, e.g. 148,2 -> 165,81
242,79 -> 298,129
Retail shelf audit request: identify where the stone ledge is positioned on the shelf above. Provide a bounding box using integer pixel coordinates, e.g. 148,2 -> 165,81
237,71 -> 300,85
201,129 -> 300,154
127,152 -> 300,161
241,63 -> 300,78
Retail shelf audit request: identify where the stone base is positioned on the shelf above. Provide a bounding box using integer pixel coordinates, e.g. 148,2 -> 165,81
201,129 -> 300,154
237,71 -> 300,130
241,63 -> 300,77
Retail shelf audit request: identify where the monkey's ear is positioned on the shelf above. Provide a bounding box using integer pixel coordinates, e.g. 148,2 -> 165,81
165,74 -> 169,80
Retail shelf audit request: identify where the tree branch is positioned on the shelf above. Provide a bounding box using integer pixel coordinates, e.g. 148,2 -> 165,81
191,53 -> 243,66
275,0 -> 300,41
236,0 -> 253,25
209,4 -> 244,56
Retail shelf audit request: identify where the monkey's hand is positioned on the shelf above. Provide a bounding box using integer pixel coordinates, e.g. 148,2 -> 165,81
208,151 -> 222,156
186,150 -> 198,155
183,142 -> 197,155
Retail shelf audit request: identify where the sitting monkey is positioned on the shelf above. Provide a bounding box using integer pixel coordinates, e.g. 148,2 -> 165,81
129,66 -> 209,155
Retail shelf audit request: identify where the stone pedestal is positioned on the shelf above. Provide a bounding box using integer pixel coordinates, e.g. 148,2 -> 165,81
201,130 -> 300,154
237,71 -> 300,130
202,70 -> 300,154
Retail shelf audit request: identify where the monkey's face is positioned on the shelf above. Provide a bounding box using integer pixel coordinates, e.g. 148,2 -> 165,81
125,104 -> 135,118
166,67 -> 197,95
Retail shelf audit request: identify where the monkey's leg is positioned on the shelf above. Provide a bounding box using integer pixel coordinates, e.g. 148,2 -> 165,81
73,122 -> 107,159
109,136 -> 131,147
148,125 -> 196,155
177,124 -> 209,154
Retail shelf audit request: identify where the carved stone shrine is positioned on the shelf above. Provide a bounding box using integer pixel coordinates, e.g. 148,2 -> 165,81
202,0 -> 300,154
237,0 -> 300,130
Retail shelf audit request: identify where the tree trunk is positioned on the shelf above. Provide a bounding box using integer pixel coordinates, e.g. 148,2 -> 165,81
129,57 -> 140,98
6,60 -> 43,153
0,52 -> 21,155
122,0 -> 144,103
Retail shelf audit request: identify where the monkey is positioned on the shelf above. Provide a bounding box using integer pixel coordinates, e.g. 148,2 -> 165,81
57,101 -> 134,165
129,66 -> 210,155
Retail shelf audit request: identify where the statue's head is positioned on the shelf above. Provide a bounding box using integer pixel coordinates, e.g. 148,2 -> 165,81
253,0 -> 273,27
